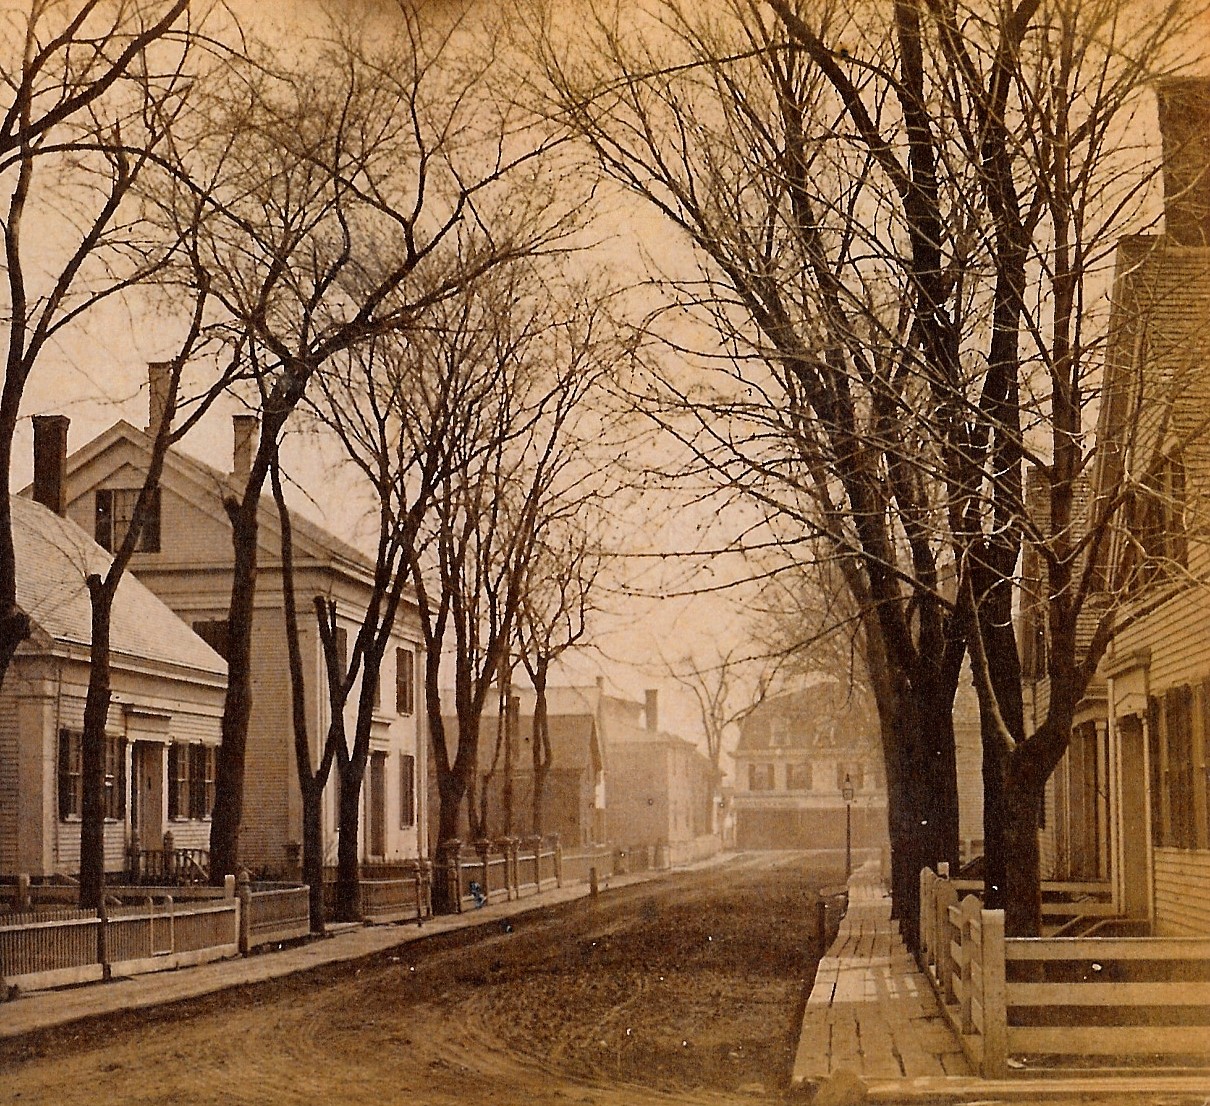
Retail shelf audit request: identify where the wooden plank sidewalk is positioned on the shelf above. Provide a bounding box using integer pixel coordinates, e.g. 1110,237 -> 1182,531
792,860 -> 970,1089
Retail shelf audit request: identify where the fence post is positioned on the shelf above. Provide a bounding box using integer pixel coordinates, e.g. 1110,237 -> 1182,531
435,838 -> 463,914
16,873 -> 30,912
163,830 -> 175,881
96,894 -> 110,981
959,896 -> 978,1035
980,908 -> 1008,1078
505,837 -> 519,900
553,834 -> 564,888
224,873 -> 236,899
935,878 -> 959,1003
237,870 -> 252,955
919,867 -> 934,971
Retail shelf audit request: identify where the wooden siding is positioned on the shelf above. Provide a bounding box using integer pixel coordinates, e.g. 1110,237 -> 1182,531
1113,586 -> 1210,692
1154,848 -> 1210,935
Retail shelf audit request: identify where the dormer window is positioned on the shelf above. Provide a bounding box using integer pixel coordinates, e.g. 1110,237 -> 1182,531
95,488 -> 160,553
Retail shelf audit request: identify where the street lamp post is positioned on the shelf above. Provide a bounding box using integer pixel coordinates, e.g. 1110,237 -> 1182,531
842,773 -> 854,879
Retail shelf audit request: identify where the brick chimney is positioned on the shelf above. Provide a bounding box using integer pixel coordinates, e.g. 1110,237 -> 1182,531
32,415 -> 70,516
1158,77 -> 1210,246
147,361 -> 172,434
645,688 -> 659,733
232,414 -> 258,482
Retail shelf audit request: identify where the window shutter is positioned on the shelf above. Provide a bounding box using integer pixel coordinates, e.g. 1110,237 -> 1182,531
400,753 -> 415,828
58,729 -> 72,820
95,489 -> 114,551
117,738 -> 126,819
168,743 -> 181,820
396,647 -> 414,715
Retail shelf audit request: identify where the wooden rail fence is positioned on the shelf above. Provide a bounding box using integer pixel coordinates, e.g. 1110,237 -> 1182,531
919,866 -> 1210,1076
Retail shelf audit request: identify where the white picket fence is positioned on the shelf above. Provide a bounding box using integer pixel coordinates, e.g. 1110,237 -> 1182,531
919,866 -> 1210,1075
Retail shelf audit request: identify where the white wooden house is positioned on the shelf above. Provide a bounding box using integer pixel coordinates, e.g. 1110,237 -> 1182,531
0,448 -> 227,878
55,403 -> 428,875
1036,78 -> 1210,935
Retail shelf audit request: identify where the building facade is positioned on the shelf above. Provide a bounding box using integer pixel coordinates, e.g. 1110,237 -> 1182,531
732,680 -> 889,863
56,408 -> 428,875
0,484 -> 226,879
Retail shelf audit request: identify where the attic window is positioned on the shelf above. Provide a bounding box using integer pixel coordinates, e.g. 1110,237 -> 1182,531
95,488 -> 160,553
1124,449 -> 1187,593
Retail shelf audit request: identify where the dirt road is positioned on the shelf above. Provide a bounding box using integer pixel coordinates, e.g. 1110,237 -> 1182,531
0,853 -> 837,1106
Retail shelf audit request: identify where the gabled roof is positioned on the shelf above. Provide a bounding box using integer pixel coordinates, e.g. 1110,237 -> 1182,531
62,420 -> 374,579
12,496 -> 225,676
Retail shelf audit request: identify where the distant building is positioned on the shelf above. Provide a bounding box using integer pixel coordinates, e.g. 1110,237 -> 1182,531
1,453 -> 226,878
52,387 -> 427,875
604,689 -> 719,866
437,682 -> 607,847
732,680 -> 889,862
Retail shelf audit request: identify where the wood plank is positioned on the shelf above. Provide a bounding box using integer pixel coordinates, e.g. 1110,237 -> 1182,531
1008,1025 -> 1210,1054
1005,938 -> 1210,960
1041,900 -> 1118,916
1008,981 -> 1210,1005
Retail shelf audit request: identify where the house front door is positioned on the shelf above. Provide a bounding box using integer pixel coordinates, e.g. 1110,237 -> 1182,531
133,742 -> 164,854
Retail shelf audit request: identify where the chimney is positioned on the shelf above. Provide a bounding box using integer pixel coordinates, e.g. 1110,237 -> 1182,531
32,415 -> 70,516
645,688 -> 659,733
232,414 -> 258,482
147,361 -> 173,434
1158,77 -> 1210,246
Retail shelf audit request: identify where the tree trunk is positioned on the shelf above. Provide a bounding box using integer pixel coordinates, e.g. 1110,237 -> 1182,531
302,781 -> 326,933
334,768 -> 363,922
532,661 -> 551,837
209,498 -> 259,882
1003,766 -> 1044,938
79,577 -> 114,910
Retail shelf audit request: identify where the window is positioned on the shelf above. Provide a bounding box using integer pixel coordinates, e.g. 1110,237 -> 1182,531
333,626 -> 348,677
399,753 -> 416,828
168,743 -> 188,820
786,762 -> 812,791
395,647 -> 415,715
95,488 -> 161,553
168,742 -> 217,820
57,729 -> 82,819
58,731 -> 124,820
103,736 -> 126,820
369,751 -> 387,858
1163,686 -> 1197,849
189,744 -> 217,820
748,762 -> 775,791
193,620 -> 230,662
1125,451 -> 1187,593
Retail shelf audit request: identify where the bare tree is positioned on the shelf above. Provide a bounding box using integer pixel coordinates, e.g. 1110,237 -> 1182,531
0,0 -> 195,689
411,271 -> 613,901
667,640 -> 780,787
514,510 -> 608,837
537,0 -> 1203,938
165,3 -> 571,881
78,284 -> 243,908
